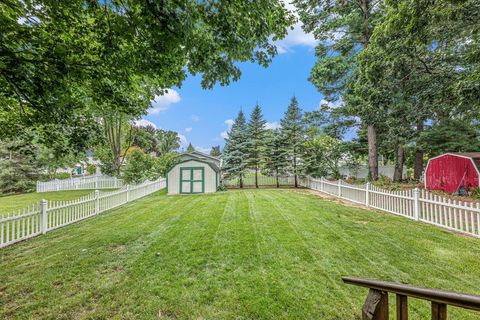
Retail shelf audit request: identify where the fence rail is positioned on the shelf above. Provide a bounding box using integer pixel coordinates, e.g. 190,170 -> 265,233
1,179 -> 166,248
304,177 -> 480,238
223,175 -> 297,187
36,175 -> 124,192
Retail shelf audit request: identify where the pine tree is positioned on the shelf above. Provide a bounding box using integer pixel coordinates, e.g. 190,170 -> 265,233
280,96 -> 305,187
263,129 -> 288,188
186,143 -> 195,153
210,146 -> 221,157
246,104 -> 266,188
222,110 -> 248,188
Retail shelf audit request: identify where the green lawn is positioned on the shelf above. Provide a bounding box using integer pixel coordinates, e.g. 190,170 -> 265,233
0,190 -> 114,214
1,189 -> 480,319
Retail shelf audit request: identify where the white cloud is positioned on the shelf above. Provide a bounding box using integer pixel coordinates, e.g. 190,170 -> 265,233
264,121 -> 281,130
224,119 -> 234,129
178,134 -> 188,149
185,127 -> 192,133
319,97 -> 344,109
220,131 -> 229,139
191,114 -> 200,122
219,119 -> 235,140
273,1 -> 318,54
195,146 -> 211,154
148,89 -> 181,115
134,119 -> 157,129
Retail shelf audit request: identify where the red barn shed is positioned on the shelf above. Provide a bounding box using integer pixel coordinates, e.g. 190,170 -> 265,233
425,153 -> 480,193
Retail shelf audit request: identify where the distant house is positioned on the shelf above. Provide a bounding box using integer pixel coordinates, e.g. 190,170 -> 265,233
166,151 -> 221,195
425,153 -> 480,193
55,152 -> 101,176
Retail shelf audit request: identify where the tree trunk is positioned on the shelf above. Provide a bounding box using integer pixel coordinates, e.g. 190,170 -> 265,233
367,124 -> 378,180
293,156 -> 298,188
393,144 -> 405,182
414,121 -> 424,180
414,150 -> 424,181
239,174 -> 243,188
255,166 -> 258,188
276,168 -> 279,188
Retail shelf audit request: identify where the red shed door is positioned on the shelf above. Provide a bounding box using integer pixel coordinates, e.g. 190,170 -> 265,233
426,154 -> 479,193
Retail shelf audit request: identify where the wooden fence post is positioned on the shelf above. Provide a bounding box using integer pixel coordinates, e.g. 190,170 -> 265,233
40,199 -> 48,234
320,177 -> 324,192
362,289 -> 389,320
414,188 -> 420,221
366,182 -> 371,207
95,190 -> 100,214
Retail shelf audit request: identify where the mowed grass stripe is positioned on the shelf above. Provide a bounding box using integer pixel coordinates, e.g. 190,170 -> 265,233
117,193 -> 231,319
258,190 -> 359,318
244,190 -> 347,319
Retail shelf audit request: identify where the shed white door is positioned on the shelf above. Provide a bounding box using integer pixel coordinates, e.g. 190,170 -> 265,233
180,167 -> 204,194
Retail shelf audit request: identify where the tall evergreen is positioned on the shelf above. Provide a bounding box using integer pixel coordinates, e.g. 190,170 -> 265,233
263,129 -> 288,188
210,146 -> 221,157
280,96 -> 305,187
222,110 -> 248,188
246,104 -> 267,188
186,143 -> 195,153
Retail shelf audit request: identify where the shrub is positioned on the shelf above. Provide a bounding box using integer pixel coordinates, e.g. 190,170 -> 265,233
54,172 -> 72,180
217,185 -> 227,192
122,150 -> 153,184
86,163 -> 97,175
0,139 -> 42,194
149,153 -> 180,180
471,188 -> 480,199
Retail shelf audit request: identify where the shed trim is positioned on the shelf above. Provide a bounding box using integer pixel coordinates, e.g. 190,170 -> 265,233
166,159 -> 220,176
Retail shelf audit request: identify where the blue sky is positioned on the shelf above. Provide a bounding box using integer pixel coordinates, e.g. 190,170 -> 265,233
137,4 -> 328,153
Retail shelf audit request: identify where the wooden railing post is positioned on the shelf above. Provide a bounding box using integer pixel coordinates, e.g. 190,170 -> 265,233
363,289 -> 389,320
397,294 -> 408,320
431,302 -> 447,320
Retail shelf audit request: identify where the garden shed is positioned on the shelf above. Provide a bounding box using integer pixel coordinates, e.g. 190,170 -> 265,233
425,153 -> 480,193
166,152 -> 220,195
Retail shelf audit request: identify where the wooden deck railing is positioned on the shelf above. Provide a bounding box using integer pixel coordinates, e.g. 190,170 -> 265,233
343,277 -> 480,319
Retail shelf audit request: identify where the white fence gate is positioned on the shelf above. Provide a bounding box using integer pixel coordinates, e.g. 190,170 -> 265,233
304,177 -> 480,238
1,179 -> 166,248
36,175 -> 124,192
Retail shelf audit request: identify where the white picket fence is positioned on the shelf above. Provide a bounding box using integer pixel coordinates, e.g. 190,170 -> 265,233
304,177 -> 480,238
36,175 -> 124,192
1,179 -> 166,248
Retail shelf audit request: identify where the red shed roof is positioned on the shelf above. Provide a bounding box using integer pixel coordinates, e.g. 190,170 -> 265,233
450,153 -> 480,171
